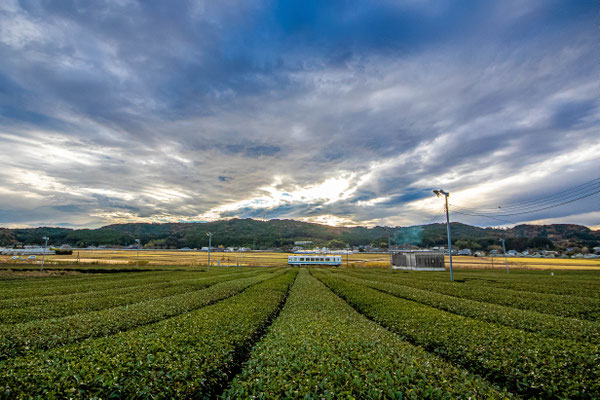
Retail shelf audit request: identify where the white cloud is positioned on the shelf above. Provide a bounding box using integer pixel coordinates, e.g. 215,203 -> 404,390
0,1 -> 598,229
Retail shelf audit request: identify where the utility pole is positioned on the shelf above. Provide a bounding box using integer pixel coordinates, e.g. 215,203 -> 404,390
135,239 -> 141,268
41,236 -> 49,272
346,249 -> 349,268
500,238 -> 509,274
433,190 -> 453,281
383,227 -> 393,272
206,232 -> 212,271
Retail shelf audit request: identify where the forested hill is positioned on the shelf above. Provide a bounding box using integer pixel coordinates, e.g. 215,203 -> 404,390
1,219 -> 598,250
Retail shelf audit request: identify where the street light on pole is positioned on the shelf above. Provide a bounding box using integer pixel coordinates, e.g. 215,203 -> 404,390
135,239 -> 141,268
500,238 -> 509,274
433,189 -> 454,281
41,236 -> 49,272
206,232 -> 212,272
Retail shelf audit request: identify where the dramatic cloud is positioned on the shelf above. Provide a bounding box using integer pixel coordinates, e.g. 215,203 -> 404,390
0,0 -> 598,228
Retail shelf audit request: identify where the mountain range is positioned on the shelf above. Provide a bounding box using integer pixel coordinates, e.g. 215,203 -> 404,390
1,219 -> 599,251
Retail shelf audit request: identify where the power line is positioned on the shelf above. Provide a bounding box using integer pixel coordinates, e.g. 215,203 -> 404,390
427,205 -> 446,225
449,177 -> 600,218
452,188 -> 600,217
451,210 -> 512,224
454,178 -> 600,214
452,183 -> 600,214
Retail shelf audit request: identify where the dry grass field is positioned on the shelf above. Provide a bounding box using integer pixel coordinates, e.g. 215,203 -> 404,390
1,249 -> 599,270
0,250 -> 385,267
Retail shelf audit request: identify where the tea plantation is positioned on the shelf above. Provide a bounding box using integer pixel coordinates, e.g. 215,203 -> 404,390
0,266 -> 598,399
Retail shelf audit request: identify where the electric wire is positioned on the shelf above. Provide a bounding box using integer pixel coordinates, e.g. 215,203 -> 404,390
451,178 -> 600,214
451,210 -> 511,224
427,205 -> 446,225
451,184 -> 600,215
448,178 -> 600,217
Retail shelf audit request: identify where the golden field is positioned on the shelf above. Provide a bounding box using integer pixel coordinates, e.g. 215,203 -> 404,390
1,250 -> 599,270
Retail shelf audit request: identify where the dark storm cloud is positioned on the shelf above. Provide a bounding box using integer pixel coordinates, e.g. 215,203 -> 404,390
0,0 -> 598,229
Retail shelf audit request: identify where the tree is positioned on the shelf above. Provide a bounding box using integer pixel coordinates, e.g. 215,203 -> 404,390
326,239 -> 347,249
455,240 -> 470,250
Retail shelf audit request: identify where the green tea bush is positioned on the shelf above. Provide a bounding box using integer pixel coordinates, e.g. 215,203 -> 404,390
315,271 -> 600,399
337,273 -> 600,342
0,270 -> 297,398
345,270 -> 600,320
0,270 -> 263,323
0,271 -> 277,359
225,269 -> 512,399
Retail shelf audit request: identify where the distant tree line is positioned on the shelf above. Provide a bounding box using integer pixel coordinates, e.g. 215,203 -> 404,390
0,220 -> 597,251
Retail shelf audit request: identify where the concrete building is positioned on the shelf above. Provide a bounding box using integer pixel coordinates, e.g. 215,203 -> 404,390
392,251 -> 445,271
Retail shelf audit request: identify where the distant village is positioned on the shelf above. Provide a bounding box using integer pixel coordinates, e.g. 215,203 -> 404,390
2,240 -> 599,260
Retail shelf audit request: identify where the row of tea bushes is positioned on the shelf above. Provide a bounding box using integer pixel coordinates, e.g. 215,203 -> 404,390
0,270 -> 262,323
0,270 -> 297,399
0,270 -> 279,360
0,271 -> 239,309
0,271 -> 183,300
335,273 -> 600,342
225,269 -> 512,399
0,270 -> 178,300
438,271 -> 600,298
344,270 -> 600,320
0,274 -> 262,324
315,271 -> 600,399
0,267 -> 259,300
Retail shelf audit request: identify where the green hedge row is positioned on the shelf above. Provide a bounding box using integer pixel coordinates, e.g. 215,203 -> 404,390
0,271 -> 258,324
0,273 -> 199,309
345,270 -> 600,320
0,270 -> 263,323
314,271 -> 600,399
438,271 -> 600,299
0,270 -> 177,300
0,271 -> 279,360
0,270 -> 297,398
225,269 -> 512,399
0,268 -> 260,300
372,270 -> 600,299
336,272 -> 600,342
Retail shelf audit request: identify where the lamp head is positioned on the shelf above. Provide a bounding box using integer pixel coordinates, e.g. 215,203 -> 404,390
433,190 -> 440,197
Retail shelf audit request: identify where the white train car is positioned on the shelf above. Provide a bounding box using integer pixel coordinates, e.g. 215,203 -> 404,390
288,255 -> 342,266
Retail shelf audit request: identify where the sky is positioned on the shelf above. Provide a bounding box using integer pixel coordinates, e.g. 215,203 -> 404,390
0,0 -> 599,229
